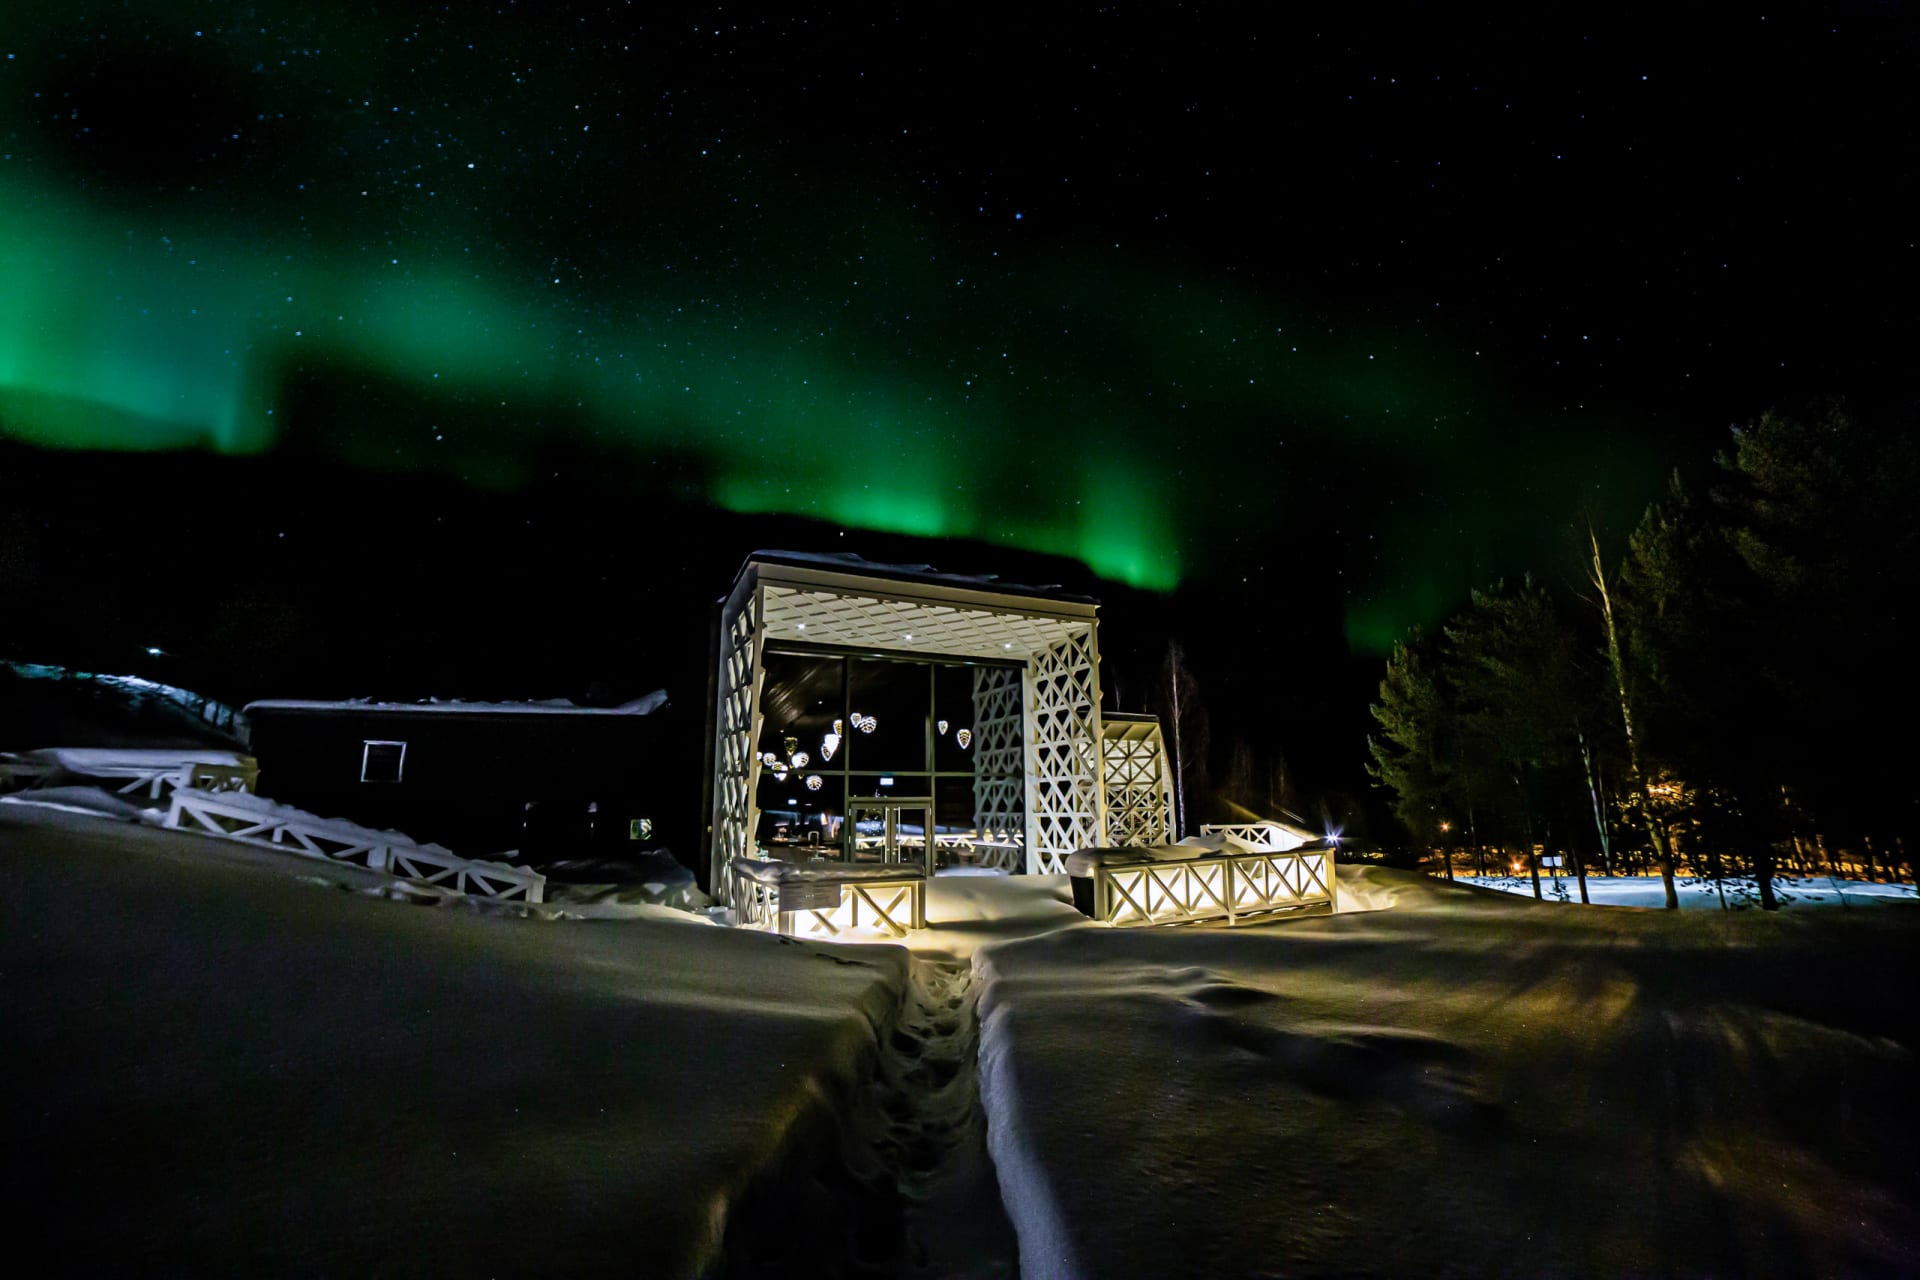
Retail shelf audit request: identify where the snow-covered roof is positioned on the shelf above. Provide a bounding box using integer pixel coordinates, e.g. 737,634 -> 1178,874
244,689 -> 668,718
737,550 -> 1099,607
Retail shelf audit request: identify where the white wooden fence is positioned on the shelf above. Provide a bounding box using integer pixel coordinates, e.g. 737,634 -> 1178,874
732,859 -> 926,939
1093,845 -> 1334,928
1200,821 -> 1314,852
164,790 -> 545,904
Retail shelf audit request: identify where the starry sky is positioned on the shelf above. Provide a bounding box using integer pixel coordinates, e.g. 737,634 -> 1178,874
1,3 -> 1913,658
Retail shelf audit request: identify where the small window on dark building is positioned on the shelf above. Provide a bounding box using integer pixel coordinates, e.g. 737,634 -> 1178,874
361,740 -> 406,783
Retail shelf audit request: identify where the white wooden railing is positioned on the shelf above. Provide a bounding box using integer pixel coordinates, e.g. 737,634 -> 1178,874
165,790 -> 545,903
1200,821 -> 1314,852
731,859 -> 925,939
1093,846 -> 1334,928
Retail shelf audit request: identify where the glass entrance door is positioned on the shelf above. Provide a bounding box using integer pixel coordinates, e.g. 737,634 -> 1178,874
846,799 -> 932,872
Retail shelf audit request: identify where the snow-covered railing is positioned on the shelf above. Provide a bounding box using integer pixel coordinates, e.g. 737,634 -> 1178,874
1200,821 -> 1314,852
164,790 -> 545,903
1084,844 -> 1334,928
2,748 -> 257,802
731,858 -> 925,939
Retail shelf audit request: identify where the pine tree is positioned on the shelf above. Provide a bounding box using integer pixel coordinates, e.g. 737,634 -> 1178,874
1367,629 -> 1451,872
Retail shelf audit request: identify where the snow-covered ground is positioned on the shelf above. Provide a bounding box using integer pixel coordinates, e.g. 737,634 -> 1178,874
973,865 -> 1920,1277
0,803 -> 907,1276
1459,871 -> 1918,909
9,801 -> 1917,1276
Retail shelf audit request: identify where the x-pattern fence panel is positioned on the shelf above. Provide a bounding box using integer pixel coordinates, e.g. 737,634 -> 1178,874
1024,628 -> 1104,874
1102,724 -> 1174,847
1094,848 -> 1333,927
737,876 -> 926,939
1201,821 -> 1311,852
711,588 -> 761,902
165,791 -> 545,902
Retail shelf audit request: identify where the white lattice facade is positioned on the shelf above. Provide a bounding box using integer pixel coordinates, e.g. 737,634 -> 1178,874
708,586 -> 762,901
1023,630 -> 1105,874
1102,715 -> 1176,847
972,666 -> 1025,848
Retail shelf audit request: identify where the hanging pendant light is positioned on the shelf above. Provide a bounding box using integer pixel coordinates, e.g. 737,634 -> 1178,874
956,728 -> 972,749
790,750 -> 809,768
820,731 -> 840,762
937,719 -> 949,735
805,774 -> 823,791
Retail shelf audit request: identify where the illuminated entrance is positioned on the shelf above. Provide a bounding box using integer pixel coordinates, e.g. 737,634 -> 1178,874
706,551 -> 1178,910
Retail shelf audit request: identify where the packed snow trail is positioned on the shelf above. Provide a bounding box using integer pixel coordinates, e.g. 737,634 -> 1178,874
722,954 -> 1020,1279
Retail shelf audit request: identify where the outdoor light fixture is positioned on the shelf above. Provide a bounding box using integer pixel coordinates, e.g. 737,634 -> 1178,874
956,728 -> 972,749
146,646 -> 164,656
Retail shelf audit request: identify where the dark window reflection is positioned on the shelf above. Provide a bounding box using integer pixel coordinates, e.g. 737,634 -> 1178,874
847,658 -> 930,773
933,664 -> 978,773
753,650 -> 1024,867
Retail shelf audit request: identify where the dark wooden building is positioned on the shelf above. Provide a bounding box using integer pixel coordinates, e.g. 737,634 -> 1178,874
242,693 -> 676,866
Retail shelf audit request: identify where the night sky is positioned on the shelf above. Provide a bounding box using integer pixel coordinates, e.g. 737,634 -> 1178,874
2,4 -> 1913,819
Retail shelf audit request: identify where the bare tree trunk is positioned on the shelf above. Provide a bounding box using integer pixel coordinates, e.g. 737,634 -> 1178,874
1577,730 -> 1611,882
1166,642 -> 1186,837
1518,775 -> 1543,900
1755,842 -> 1779,910
1587,528 -> 1679,909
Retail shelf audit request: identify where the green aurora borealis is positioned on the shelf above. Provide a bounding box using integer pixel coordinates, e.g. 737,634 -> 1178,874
3,4 -> 1901,651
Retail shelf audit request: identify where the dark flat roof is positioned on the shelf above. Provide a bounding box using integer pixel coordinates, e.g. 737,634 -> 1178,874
245,690 -> 667,718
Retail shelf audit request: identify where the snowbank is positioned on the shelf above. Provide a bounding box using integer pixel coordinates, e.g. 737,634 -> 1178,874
0,804 -> 907,1276
973,866 -> 1920,1277
11,746 -> 249,773
0,784 -> 157,823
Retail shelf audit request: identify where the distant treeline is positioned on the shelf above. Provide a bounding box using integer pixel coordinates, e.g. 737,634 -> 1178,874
1368,402 -> 1918,909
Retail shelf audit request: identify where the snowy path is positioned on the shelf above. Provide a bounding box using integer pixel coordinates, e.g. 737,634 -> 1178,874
723,955 -> 1021,1278
871,958 -> 1021,1279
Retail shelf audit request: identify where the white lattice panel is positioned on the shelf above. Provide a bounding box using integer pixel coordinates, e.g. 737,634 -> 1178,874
1023,628 -> 1104,874
1102,718 -> 1174,846
760,586 -> 1085,659
972,665 -> 1025,847
710,587 -> 761,901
